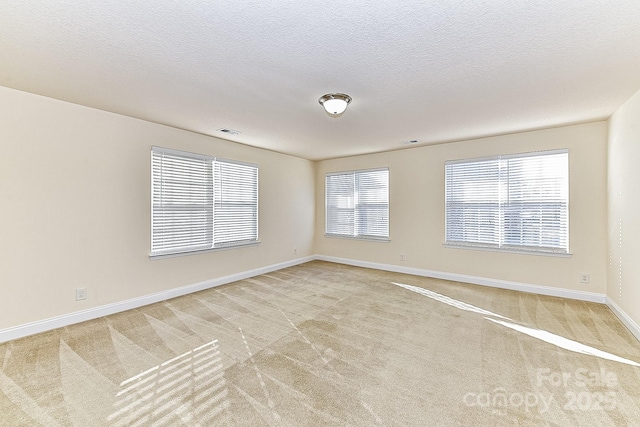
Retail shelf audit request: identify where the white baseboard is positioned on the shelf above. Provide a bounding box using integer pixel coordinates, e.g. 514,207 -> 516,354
315,255 -> 607,303
0,256 -> 315,344
605,297 -> 640,343
5,254 -> 638,345
317,255 -> 640,343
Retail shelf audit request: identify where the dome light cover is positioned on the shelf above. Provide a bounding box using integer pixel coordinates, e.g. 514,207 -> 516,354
318,93 -> 352,116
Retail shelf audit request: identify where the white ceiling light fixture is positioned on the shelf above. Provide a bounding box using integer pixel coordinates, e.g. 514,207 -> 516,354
319,93 -> 352,116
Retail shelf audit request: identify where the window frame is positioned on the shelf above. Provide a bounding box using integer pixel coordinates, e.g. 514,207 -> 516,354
150,146 -> 259,258
444,149 -> 569,256
325,167 -> 390,241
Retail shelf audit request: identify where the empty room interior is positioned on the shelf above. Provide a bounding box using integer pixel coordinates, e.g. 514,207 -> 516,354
2,1 -> 640,426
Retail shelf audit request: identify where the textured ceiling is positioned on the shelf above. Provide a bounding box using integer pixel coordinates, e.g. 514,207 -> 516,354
1,1 -> 640,160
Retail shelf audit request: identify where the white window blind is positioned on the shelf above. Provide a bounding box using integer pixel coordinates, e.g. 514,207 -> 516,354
445,149 -> 568,254
213,160 -> 258,248
326,168 -> 389,240
151,147 -> 258,257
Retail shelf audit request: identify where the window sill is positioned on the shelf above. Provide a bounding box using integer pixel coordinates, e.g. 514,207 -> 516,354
443,243 -> 571,258
325,234 -> 390,243
150,241 -> 261,260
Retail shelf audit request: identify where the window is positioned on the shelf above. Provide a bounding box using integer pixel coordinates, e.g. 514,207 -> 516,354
151,146 -> 258,257
445,149 -> 568,254
325,168 -> 389,240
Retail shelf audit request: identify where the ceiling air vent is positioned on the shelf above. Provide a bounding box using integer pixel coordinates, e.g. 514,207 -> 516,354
217,128 -> 241,135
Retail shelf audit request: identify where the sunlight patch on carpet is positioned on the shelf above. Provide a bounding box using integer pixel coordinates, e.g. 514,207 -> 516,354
108,340 -> 228,426
486,318 -> 640,367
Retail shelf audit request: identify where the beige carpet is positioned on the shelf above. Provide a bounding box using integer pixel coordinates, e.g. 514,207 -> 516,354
1,261 -> 639,426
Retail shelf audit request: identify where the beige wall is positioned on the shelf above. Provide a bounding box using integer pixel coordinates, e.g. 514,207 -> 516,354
315,122 -> 609,293
0,86 -> 315,330
608,88 -> 640,327
0,84 -> 618,333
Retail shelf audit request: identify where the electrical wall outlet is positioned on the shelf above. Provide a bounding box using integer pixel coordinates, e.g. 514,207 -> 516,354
76,288 -> 87,301
580,273 -> 590,284
400,253 -> 405,262
294,247 -> 297,255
